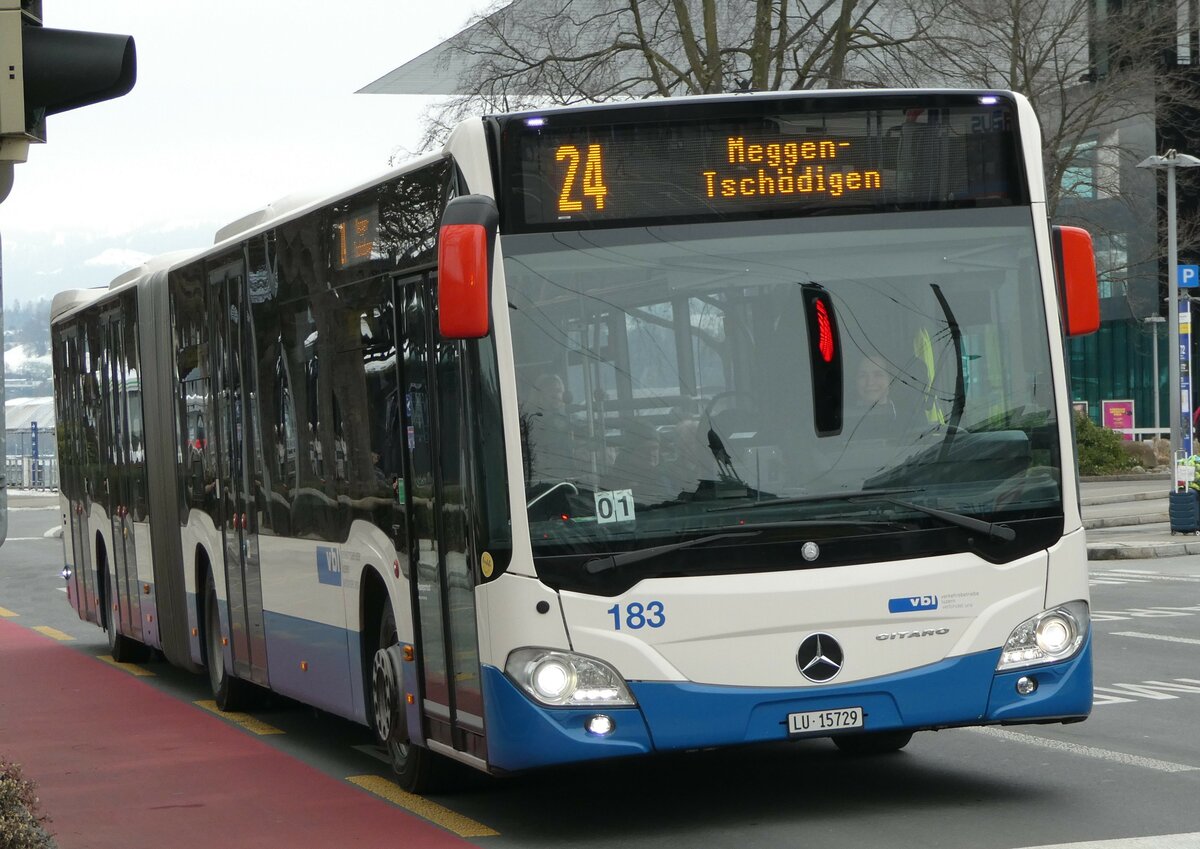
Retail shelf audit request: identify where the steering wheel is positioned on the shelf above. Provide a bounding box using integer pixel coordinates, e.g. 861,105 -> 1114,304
703,390 -> 763,437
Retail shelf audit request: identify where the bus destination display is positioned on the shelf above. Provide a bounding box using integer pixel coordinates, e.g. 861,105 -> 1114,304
510,103 -> 1019,228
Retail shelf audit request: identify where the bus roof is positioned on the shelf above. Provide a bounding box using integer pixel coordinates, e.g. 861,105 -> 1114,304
484,87 -> 1024,122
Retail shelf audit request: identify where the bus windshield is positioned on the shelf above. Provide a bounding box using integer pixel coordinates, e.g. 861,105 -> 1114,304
503,206 -> 1061,573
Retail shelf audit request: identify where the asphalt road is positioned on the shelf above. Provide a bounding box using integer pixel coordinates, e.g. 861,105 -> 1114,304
2,497 -> 1199,849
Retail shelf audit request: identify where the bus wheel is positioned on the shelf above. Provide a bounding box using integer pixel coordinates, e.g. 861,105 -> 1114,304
373,602 -> 436,793
832,730 -> 914,755
204,575 -> 252,712
105,568 -> 149,664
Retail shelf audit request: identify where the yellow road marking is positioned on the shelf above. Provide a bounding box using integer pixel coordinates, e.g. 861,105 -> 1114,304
193,700 -> 284,735
347,774 -> 499,838
97,654 -> 155,676
0,607 -> 18,618
32,625 -> 74,641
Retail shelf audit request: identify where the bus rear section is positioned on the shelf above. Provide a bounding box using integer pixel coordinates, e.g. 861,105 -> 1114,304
441,89 -> 1098,773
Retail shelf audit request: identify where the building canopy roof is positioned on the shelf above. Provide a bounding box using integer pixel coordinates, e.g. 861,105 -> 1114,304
4,397 -> 55,431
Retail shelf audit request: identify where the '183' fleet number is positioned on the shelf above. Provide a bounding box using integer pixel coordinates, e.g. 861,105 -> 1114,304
607,601 -> 666,630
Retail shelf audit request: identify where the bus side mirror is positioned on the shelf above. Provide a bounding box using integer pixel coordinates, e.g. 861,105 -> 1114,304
1051,225 -> 1100,337
438,194 -> 499,339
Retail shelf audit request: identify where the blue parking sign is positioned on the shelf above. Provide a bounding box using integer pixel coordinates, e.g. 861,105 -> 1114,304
1178,264 -> 1199,288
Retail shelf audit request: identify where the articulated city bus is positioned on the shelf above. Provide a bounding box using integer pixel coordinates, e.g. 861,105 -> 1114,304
51,89 -> 1100,793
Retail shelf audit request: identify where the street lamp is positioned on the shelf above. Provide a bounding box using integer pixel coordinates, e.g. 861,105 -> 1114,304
1137,149 -> 1200,477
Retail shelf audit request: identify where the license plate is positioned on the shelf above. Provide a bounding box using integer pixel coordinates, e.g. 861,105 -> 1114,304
788,706 -> 864,736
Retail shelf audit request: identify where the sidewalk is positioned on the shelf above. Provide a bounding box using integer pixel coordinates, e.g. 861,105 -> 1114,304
1080,474 -> 1200,560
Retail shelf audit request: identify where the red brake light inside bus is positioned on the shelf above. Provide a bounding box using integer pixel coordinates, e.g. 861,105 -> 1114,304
815,299 -> 835,363
802,284 -> 843,436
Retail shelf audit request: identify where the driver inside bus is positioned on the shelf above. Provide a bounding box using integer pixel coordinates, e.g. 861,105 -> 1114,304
524,373 -> 576,482
849,355 -> 897,438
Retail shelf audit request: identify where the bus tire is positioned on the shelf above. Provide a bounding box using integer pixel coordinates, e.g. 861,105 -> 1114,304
103,554 -> 149,664
373,600 -> 439,794
832,730 -> 914,755
204,573 -> 253,712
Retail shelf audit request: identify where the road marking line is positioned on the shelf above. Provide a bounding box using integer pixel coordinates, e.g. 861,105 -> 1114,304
193,700 -> 284,733
0,607 -> 18,618
1013,833 -> 1200,848
346,775 -> 499,838
966,727 -> 1198,772
3,537 -> 51,541
1094,572 -> 1200,584
193,700 -> 284,735
97,654 -> 155,676
1112,631 -> 1200,646
31,625 -> 75,641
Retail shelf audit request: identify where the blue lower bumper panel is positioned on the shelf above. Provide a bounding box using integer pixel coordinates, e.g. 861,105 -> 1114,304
483,636 -> 1093,773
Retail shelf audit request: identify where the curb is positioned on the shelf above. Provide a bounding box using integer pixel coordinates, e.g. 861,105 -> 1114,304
1083,513 -> 1169,530
1088,539 -> 1200,559
1080,491 -> 1169,507
1080,473 -> 1171,482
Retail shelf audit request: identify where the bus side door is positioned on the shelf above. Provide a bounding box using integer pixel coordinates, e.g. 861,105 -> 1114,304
98,306 -> 144,642
397,274 -> 487,765
209,259 -> 269,687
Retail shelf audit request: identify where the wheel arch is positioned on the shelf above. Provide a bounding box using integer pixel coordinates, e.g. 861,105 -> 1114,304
359,565 -> 390,723
94,529 -> 110,629
194,543 -> 216,667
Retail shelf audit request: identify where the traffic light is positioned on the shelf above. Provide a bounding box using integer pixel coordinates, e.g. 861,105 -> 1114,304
1,0 -> 135,158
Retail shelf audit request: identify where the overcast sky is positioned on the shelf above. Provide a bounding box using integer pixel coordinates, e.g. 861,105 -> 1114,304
0,0 -> 485,309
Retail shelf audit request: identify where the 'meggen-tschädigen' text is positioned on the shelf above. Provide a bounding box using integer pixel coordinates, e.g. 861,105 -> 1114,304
702,135 -> 883,200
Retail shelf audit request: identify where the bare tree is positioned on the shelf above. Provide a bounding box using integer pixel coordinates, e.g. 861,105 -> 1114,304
403,0 -> 1200,320
410,0 -> 936,151
875,0 -> 1200,320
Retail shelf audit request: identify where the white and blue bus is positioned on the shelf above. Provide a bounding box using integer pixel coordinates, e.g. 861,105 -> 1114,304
51,89 -> 1100,792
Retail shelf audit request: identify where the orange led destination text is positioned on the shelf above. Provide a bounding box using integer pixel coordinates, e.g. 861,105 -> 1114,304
703,136 -> 883,200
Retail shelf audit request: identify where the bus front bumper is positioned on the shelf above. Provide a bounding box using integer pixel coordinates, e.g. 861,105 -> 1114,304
480,636 -> 1092,773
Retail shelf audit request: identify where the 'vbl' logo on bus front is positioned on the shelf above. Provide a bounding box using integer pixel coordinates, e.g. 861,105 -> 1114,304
317,546 -> 343,587
888,595 -> 938,613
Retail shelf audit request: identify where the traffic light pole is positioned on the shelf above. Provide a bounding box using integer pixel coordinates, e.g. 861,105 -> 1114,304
0,2 -> 136,547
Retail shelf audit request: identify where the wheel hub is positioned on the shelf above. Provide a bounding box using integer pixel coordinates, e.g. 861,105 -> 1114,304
372,647 -> 402,743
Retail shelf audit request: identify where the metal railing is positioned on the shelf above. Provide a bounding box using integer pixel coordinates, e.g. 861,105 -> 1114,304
3,456 -> 59,490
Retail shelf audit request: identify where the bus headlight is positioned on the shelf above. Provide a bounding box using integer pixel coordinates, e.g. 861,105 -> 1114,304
996,601 -> 1089,671
506,648 -> 635,707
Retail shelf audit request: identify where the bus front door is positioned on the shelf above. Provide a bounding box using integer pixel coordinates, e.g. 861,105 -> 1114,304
210,261 -> 269,687
397,275 -> 487,766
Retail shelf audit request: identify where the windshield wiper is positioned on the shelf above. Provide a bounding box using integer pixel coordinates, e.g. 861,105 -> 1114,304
706,486 -> 922,512
582,518 -> 913,575
871,497 -> 1015,542
706,487 -> 1014,542
585,530 -> 761,574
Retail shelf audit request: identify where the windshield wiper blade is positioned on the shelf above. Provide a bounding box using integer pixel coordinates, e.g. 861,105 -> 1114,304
584,530 -> 761,574
704,488 -> 1014,542
872,497 -> 1015,542
706,487 -> 922,512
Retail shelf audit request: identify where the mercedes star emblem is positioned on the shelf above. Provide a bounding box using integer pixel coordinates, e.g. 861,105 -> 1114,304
796,632 -> 844,683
